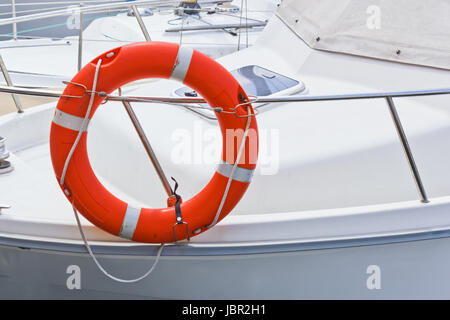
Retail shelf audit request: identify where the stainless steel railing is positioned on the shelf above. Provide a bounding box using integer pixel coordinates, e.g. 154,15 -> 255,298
0,1 -> 446,204
0,55 -> 23,112
1,83 -> 449,203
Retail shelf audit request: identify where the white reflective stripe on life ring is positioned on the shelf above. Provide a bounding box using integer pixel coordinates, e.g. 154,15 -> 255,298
170,46 -> 194,82
53,109 -> 90,132
118,205 -> 141,240
216,160 -> 254,183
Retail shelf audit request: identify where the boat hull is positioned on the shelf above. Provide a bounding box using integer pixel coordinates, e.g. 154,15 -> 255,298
1,233 -> 449,299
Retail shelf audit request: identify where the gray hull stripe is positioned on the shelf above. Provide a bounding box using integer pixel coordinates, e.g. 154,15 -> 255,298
171,46 -> 194,82
216,160 -> 254,183
118,205 -> 141,240
53,109 -> 89,132
2,227 -> 450,257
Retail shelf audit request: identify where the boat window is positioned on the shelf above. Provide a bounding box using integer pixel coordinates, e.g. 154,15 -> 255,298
174,65 -> 300,98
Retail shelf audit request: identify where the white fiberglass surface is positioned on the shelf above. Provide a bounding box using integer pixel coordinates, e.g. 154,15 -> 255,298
1,15 -> 450,242
85,84 -> 450,215
83,19 -> 450,215
86,80 -> 218,210
6,91 -> 450,223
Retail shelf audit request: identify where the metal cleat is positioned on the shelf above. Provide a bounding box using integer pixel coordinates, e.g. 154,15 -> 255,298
0,204 -> 11,215
0,137 -> 13,174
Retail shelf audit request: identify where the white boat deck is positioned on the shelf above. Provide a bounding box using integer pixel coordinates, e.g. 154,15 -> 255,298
1,16 -> 450,245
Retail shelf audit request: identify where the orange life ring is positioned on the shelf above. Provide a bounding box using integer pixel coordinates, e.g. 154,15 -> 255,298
50,42 -> 258,243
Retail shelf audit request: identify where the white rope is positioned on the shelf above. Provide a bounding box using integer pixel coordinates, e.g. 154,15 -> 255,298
63,57 -> 165,283
58,41 -> 250,280
207,104 -> 252,228
59,58 -> 102,186
72,203 -> 165,283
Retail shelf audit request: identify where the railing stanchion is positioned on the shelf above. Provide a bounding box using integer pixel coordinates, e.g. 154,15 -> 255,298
132,5 -> 151,41
0,54 -> 23,113
77,3 -> 84,71
11,0 -> 17,40
122,100 -> 173,196
386,96 -> 429,203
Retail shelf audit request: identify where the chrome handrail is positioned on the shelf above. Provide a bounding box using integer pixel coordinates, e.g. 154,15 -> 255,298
1,83 -> 447,204
0,56 -> 23,113
131,4 -> 151,42
1,84 -> 449,104
165,21 -> 267,32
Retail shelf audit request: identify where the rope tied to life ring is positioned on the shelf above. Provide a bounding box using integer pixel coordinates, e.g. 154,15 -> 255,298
66,59 -> 166,283
51,42 -> 258,282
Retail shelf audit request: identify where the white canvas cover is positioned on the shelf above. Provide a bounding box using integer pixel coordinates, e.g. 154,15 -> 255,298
277,0 -> 450,70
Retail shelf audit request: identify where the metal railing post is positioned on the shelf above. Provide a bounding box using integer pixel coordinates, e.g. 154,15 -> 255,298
132,5 -> 151,41
77,3 -> 84,71
122,101 -> 173,196
11,0 -> 17,40
386,96 -> 429,203
0,54 -> 23,113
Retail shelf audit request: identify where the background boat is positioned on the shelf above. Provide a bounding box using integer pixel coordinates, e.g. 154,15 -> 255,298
0,0 -> 123,41
0,0 -> 450,299
0,0 -> 279,113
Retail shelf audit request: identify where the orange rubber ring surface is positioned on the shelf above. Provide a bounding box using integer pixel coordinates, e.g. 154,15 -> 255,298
50,42 -> 258,243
